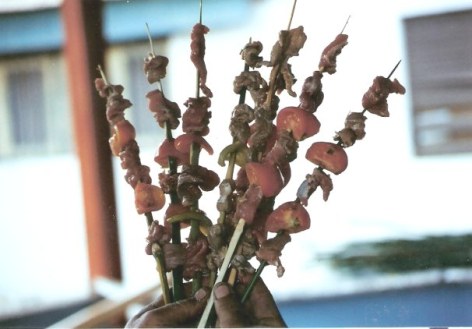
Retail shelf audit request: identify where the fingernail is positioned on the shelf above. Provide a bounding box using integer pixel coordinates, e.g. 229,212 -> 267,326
195,288 -> 207,301
214,283 -> 230,299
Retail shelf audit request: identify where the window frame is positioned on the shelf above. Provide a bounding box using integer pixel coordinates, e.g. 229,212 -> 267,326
404,9 -> 472,156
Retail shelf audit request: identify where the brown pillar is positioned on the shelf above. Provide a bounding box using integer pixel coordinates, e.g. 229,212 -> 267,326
61,0 -> 122,281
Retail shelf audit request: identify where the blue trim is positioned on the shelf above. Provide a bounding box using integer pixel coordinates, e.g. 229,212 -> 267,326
0,9 -> 63,56
104,0 -> 251,43
0,0 -> 250,56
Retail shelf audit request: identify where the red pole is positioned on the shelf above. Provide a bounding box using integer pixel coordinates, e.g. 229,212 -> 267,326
61,0 -> 122,282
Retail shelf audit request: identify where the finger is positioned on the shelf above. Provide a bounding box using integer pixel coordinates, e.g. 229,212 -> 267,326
129,282 -> 195,320
131,295 -> 165,319
133,288 -> 209,328
242,278 -> 287,327
214,282 -> 248,327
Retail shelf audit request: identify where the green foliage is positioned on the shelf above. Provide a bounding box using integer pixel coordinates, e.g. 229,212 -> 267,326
327,234 -> 472,273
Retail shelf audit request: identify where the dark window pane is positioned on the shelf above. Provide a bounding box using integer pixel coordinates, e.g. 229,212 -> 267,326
8,70 -> 46,148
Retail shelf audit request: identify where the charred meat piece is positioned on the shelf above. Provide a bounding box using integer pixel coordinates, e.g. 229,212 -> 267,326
256,232 -> 291,277
297,167 -> 333,204
177,168 -> 203,207
143,54 -> 169,84
240,40 -> 264,68
229,104 -> 255,144
233,184 -> 263,225
344,112 -> 367,140
183,238 -> 210,280
217,178 -> 236,213
94,78 -> 110,98
158,171 -> 179,194
105,93 -> 132,124
233,71 -> 268,95
231,254 -> 256,277
275,62 -> 297,97
268,26 -> 307,65
362,76 -> 406,117
119,139 -> 141,170
145,220 -> 172,255
281,26 -> 307,58
334,127 -> 357,147
263,26 -> 306,98
235,167 -> 249,193
119,140 -> 152,188
207,223 -> 228,251
146,89 -> 181,129
95,81 -> 133,125
162,243 -> 186,271
319,34 -> 348,74
182,97 -> 212,136
125,164 -> 152,188
239,226 -> 259,259
250,89 -> 269,107
299,71 -> 324,113
177,165 -> 220,206
247,108 -> 276,156
265,131 -> 298,166
190,23 -> 213,97
231,230 -> 258,277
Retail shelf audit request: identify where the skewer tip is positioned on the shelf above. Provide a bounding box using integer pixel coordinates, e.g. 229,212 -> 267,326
287,0 -> 298,30
199,0 -> 203,24
145,22 -> 156,56
97,64 -> 108,84
340,15 -> 351,34
387,59 -> 402,79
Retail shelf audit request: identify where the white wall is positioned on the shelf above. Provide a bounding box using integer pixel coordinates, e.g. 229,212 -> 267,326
1,0 -> 472,317
0,155 -> 90,317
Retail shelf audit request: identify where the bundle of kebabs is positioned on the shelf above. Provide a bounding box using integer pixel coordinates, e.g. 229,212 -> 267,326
95,6 -> 405,327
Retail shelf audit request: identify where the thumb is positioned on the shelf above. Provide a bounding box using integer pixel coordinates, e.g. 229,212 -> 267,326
213,282 -> 247,328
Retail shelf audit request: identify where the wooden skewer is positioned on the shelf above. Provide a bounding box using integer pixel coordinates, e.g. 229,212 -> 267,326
387,59 -> 402,79
196,0 -> 203,98
145,23 -> 155,57
287,0 -> 297,30
340,15 -> 351,34
97,65 -> 108,85
197,218 -> 245,328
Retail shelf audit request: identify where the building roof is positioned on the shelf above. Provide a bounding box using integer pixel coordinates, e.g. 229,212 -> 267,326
0,0 -> 250,56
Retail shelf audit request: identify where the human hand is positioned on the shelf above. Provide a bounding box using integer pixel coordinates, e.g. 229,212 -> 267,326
125,287 -> 209,328
125,278 -> 286,328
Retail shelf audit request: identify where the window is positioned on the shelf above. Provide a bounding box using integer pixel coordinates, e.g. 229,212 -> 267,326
404,9 -> 472,155
0,54 -> 72,157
